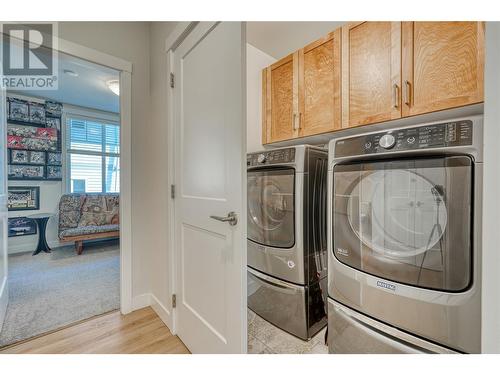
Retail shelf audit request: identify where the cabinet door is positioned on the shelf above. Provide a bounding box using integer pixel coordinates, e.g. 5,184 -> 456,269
262,53 -> 299,144
342,22 -> 402,128
298,29 -> 341,137
402,22 -> 484,117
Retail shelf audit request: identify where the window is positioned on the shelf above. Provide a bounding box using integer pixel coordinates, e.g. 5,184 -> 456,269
66,115 -> 120,193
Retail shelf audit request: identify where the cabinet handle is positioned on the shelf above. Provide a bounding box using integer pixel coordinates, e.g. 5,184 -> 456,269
392,84 -> 399,109
404,80 -> 411,106
293,113 -> 300,131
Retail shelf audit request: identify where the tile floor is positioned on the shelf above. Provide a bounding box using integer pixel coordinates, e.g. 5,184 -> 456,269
247,309 -> 328,354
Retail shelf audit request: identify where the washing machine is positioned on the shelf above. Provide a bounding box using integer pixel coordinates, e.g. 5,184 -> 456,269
327,116 -> 483,353
247,145 -> 328,340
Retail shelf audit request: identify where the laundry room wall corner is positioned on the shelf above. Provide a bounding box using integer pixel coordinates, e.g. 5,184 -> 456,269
481,21 -> 500,354
246,43 -> 276,153
148,21 -> 179,330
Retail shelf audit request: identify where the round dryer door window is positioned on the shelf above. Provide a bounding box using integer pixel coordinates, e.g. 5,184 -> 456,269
347,169 -> 447,258
249,180 -> 288,231
247,168 -> 295,248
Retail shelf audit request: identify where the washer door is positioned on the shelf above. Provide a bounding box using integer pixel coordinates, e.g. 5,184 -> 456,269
347,169 -> 448,258
333,156 -> 472,292
247,168 -> 295,248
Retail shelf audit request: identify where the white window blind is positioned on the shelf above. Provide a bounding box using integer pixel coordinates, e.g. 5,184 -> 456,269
66,115 -> 120,193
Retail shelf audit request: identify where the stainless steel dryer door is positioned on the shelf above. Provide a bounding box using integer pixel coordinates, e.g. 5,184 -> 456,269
332,156 -> 472,292
247,168 -> 295,248
248,167 -> 305,283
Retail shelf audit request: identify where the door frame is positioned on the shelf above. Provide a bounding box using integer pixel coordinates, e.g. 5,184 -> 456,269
165,21 -> 199,334
0,72 -> 8,332
165,22 -> 248,351
1,31 -> 134,315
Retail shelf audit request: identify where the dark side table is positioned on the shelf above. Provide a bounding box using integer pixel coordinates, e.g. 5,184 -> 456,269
28,213 -> 53,256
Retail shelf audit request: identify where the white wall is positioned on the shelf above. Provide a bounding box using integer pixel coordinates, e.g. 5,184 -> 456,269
481,21 -> 500,353
246,44 -> 275,154
58,21 -> 155,302
148,22 -> 178,316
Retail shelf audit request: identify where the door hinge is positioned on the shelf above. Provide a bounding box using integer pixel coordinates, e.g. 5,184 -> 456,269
172,294 -> 177,308
171,184 -> 175,199
170,72 -> 175,88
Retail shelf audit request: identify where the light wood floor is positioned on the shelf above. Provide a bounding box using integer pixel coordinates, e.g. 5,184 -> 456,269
0,307 -> 190,354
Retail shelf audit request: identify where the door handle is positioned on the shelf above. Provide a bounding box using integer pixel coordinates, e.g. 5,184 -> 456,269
209,211 -> 238,226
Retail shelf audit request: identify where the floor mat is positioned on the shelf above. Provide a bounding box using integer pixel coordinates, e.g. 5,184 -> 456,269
0,241 -> 119,347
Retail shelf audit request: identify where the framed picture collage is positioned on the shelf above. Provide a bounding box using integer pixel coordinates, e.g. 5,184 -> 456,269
6,97 -> 64,236
6,97 -> 63,181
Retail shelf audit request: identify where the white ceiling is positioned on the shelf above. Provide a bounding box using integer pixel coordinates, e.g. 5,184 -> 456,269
246,22 -> 345,60
20,51 -> 120,113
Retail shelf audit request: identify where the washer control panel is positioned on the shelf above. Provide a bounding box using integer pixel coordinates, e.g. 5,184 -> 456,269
335,120 -> 473,158
247,148 -> 296,167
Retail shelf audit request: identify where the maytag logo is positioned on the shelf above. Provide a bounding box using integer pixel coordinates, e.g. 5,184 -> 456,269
376,280 -> 396,292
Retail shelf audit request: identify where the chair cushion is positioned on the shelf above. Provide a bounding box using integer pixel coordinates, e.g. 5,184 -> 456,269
78,194 -> 119,227
59,224 -> 119,239
58,193 -> 120,238
59,194 -> 86,232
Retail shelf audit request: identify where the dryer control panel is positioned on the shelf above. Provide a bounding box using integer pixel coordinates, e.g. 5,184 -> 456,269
247,148 -> 296,167
335,120 -> 473,158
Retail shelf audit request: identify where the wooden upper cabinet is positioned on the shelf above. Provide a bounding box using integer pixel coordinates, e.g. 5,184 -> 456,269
402,22 -> 485,117
342,22 -> 402,128
262,21 -> 485,144
262,52 -> 298,144
298,29 -> 341,137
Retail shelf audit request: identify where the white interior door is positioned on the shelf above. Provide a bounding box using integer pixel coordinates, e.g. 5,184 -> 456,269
0,80 -> 8,333
173,22 -> 246,353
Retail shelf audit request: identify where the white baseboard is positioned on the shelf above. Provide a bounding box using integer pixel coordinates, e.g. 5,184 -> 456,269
150,293 -> 173,331
8,240 -> 63,255
130,292 -> 173,332
131,293 -> 151,311
0,280 -> 8,334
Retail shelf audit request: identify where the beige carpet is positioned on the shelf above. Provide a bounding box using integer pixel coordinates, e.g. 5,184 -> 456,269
0,240 -> 119,347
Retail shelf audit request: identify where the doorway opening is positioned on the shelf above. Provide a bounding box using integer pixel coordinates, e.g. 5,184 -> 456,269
0,50 -> 122,348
